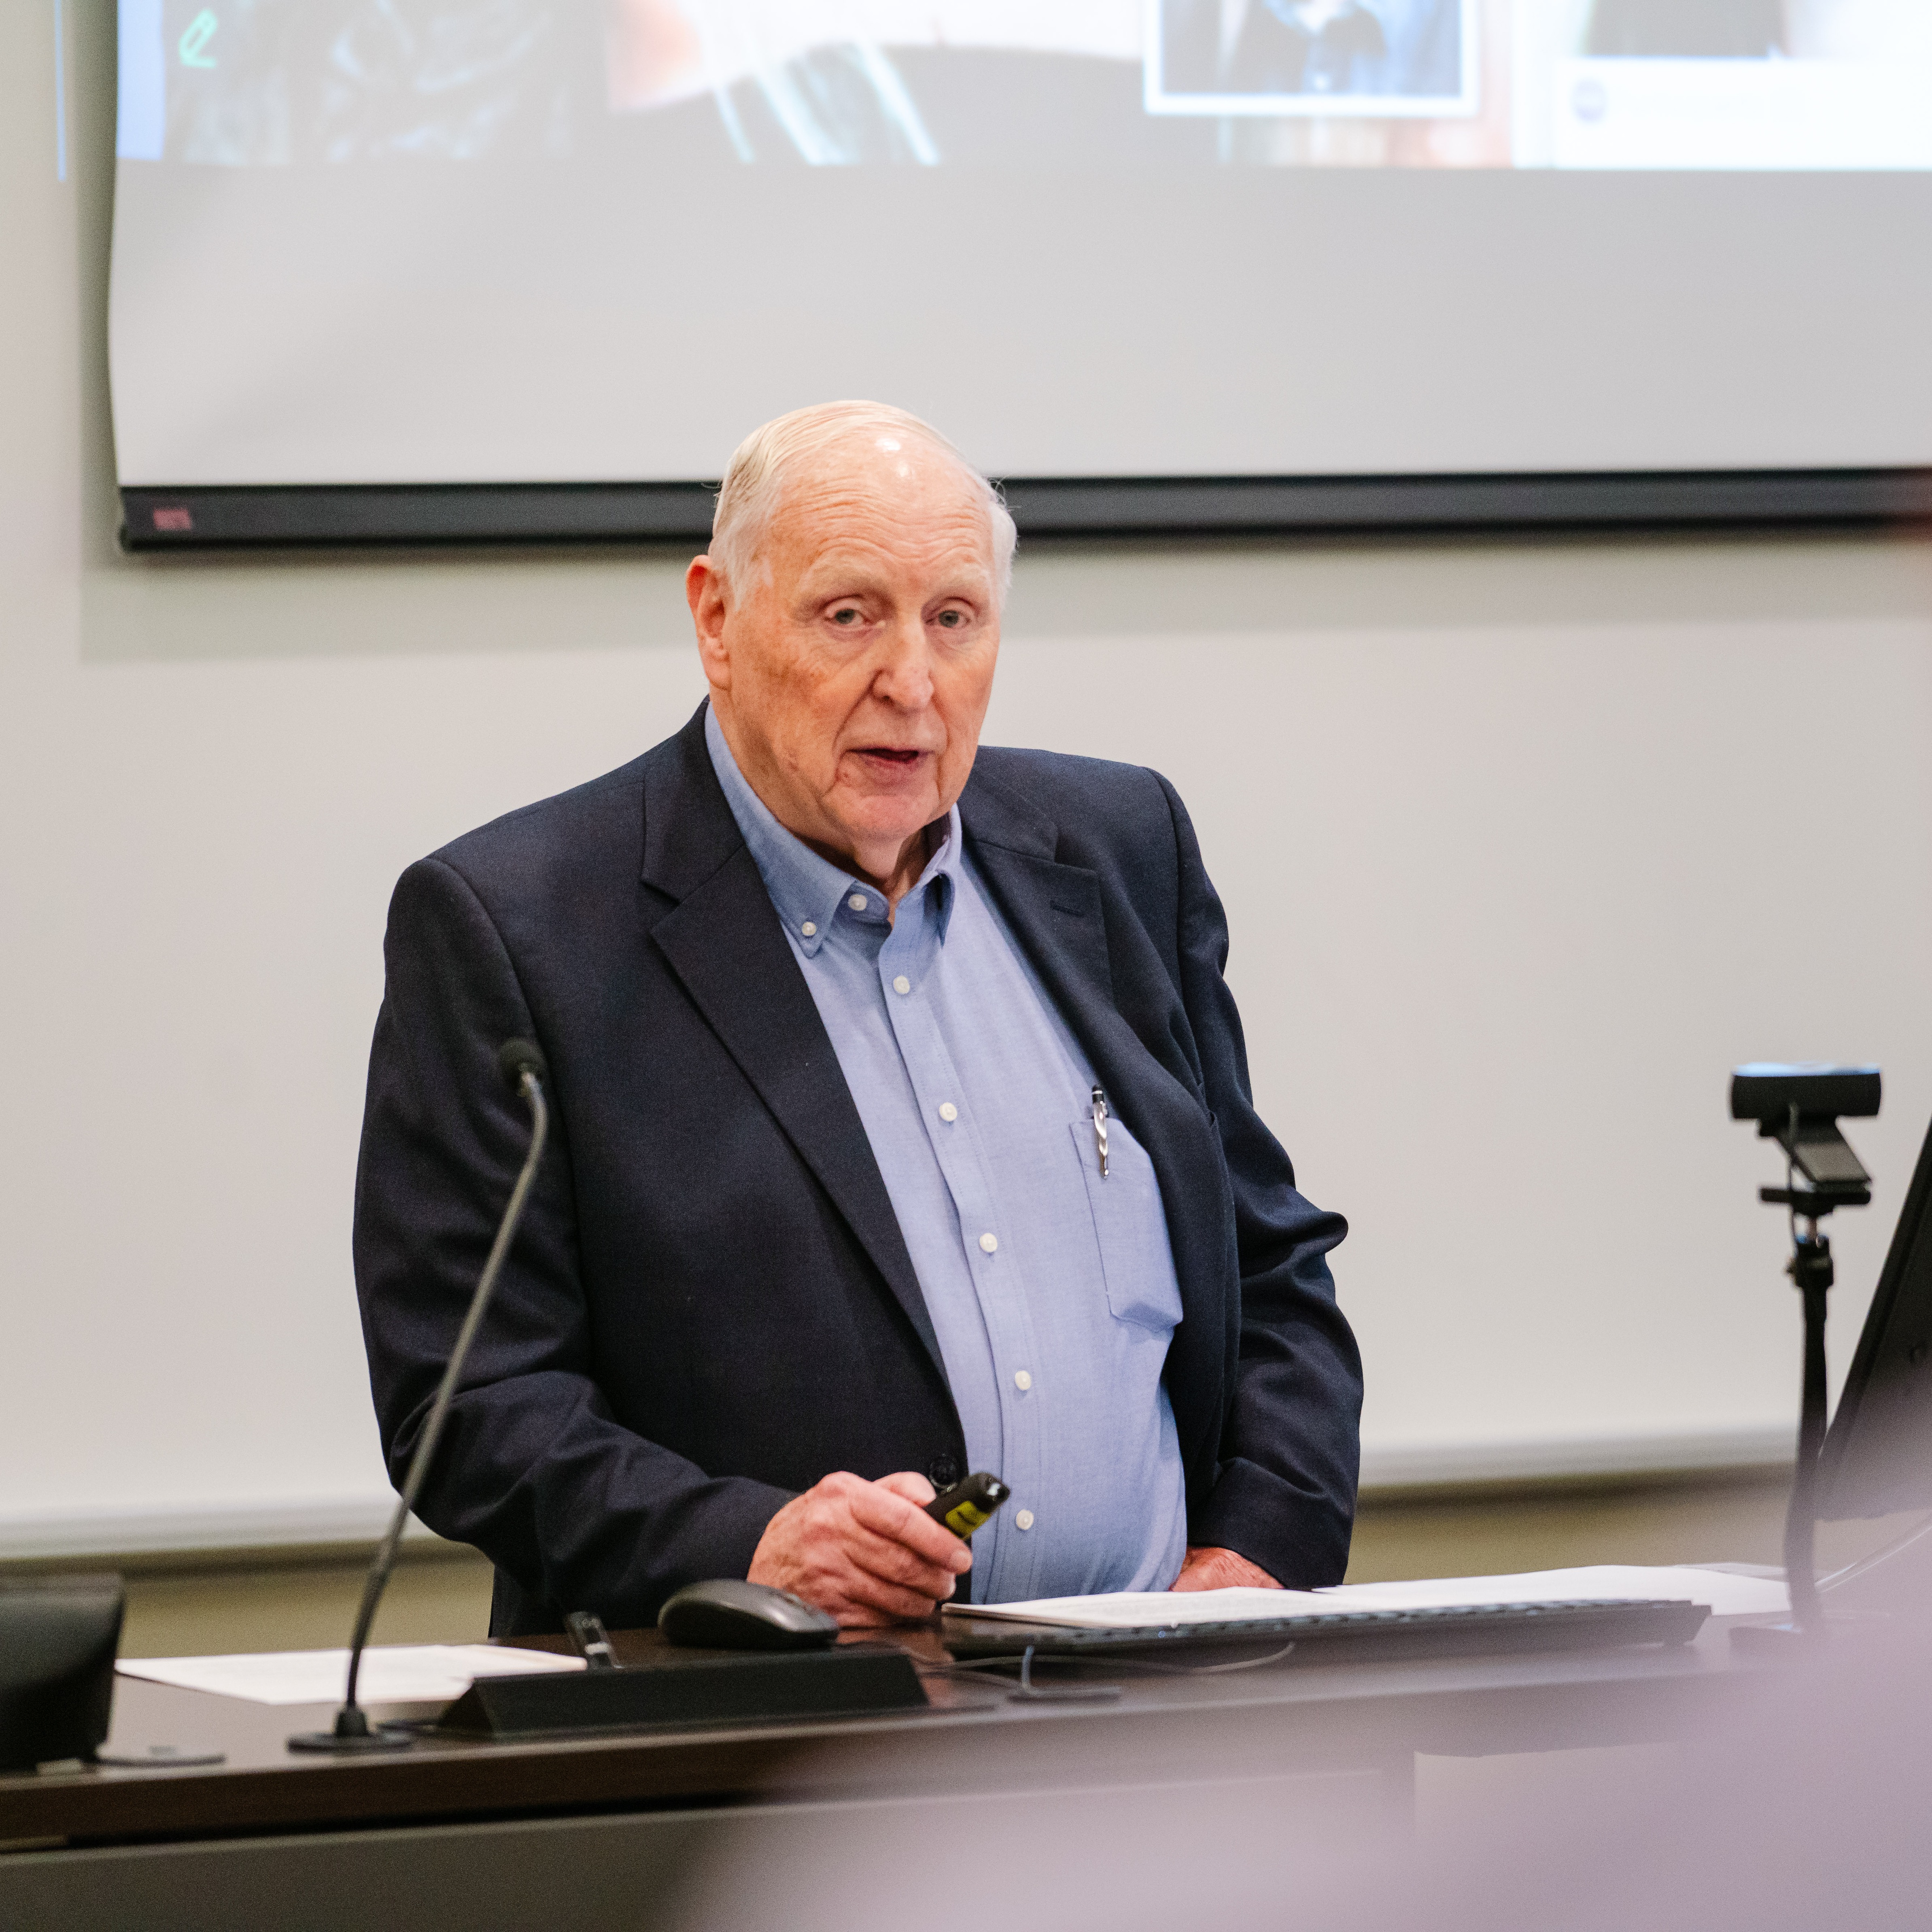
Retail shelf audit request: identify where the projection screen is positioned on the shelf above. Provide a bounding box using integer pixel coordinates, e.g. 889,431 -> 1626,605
109,0 -> 1932,541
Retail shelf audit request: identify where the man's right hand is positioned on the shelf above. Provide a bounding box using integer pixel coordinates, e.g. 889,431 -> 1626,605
747,1470 -> 973,1626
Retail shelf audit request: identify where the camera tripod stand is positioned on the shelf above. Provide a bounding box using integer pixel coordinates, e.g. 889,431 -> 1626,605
1745,1098 -> 1874,1642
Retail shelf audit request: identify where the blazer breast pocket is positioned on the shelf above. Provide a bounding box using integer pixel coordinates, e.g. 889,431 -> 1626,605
1068,1117 -> 1184,1333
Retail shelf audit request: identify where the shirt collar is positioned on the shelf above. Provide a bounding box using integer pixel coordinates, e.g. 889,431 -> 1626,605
705,705 -> 962,955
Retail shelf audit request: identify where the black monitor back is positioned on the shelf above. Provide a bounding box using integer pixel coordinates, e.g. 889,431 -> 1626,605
1819,1110 -> 1932,1520
0,1573 -> 123,1770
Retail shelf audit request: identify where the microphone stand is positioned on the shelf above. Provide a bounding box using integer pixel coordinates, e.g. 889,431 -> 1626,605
290,1041 -> 550,1752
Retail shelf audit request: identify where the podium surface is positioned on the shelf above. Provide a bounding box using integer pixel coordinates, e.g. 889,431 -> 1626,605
2,1620 -> 1779,1929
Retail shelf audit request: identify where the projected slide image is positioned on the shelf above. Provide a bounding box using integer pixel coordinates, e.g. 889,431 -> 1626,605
1147,0 -> 1477,117
114,0 -> 1932,170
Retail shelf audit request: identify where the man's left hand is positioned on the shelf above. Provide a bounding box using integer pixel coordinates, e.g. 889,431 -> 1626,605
1169,1545 -> 1280,1592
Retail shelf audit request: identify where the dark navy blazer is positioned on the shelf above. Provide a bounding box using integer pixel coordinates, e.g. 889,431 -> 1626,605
352,705 -> 1362,1634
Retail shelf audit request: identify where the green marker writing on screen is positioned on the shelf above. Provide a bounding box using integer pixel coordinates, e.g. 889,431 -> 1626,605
179,11 -> 218,69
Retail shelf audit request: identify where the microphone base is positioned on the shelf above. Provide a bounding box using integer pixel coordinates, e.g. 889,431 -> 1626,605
287,1728 -> 414,1753
287,1706 -> 416,1754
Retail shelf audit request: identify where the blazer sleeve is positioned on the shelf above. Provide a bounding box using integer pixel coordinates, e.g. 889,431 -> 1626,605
1151,775 -> 1364,1587
352,856 -> 792,1624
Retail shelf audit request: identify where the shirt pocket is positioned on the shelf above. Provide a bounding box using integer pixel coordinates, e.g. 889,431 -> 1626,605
1068,1115 -> 1184,1334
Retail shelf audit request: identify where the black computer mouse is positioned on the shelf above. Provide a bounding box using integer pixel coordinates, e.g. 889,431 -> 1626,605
657,1579 -> 841,1651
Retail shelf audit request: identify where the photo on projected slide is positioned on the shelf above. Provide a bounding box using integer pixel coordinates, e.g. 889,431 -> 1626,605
116,0 -> 1932,170
1146,0 -> 1478,118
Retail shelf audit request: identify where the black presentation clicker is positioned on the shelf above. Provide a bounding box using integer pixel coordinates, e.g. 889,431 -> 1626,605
926,1471 -> 1010,1539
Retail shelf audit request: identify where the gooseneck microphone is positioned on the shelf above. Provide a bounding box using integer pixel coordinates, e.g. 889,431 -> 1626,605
290,1039 -> 552,1754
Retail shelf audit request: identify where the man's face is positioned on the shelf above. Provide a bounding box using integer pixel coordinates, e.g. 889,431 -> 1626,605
689,436 -> 1002,885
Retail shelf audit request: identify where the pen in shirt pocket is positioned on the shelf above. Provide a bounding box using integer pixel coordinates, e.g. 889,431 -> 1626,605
1091,1085 -> 1109,1178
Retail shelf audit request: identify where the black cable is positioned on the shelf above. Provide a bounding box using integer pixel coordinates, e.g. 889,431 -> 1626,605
919,1639 -> 1296,1690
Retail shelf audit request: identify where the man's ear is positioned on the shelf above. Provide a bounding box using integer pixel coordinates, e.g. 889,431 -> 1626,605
686,554 -> 731,690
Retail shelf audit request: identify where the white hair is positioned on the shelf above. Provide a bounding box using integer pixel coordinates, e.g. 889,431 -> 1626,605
709,400 -> 1017,605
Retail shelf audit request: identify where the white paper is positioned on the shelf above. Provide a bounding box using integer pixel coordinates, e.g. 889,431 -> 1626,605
117,1643 -> 586,1706
1313,1567 -> 1791,1619
948,1587 -> 1334,1628
944,1565 -> 1791,1629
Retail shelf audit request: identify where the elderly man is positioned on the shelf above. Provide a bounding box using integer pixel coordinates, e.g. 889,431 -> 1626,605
354,401 -> 1360,1634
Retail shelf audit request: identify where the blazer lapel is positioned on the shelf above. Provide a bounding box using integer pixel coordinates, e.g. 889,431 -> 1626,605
641,711 -> 950,1386
960,762 -> 1174,1130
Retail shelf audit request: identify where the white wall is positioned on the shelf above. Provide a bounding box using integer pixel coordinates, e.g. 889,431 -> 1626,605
5,7 -> 1930,1557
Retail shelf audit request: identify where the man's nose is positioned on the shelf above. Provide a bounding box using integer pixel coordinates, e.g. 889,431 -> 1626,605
871,615 -> 935,709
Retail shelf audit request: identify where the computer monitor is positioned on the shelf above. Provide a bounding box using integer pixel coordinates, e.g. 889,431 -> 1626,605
1819,1109 -> 1932,1520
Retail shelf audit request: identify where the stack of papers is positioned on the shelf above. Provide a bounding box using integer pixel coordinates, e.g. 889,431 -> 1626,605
118,1643 -> 584,1706
943,1565 -> 1792,1628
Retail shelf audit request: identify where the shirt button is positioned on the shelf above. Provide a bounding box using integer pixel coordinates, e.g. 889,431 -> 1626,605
1015,1510 -> 1035,1531
978,1231 -> 998,1254
848,893 -> 868,912
938,1102 -> 958,1123
1013,1369 -> 1032,1391
800,921 -> 817,938
892,974 -> 911,996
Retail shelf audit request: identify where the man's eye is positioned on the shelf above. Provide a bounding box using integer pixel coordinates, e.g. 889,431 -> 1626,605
830,608 -> 861,626
935,609 -> 965,628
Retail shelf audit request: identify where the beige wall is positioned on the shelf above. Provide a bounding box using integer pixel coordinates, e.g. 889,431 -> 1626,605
4,6 -> 1930,1565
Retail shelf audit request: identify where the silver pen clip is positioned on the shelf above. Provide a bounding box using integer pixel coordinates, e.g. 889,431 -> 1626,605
1091,1086 -> 1110,1178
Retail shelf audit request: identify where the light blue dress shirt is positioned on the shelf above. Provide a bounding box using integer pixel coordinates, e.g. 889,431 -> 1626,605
706,710 -> 1189,1601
